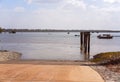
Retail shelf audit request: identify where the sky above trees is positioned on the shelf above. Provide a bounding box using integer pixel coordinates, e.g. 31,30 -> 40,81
0,0 -> 120,30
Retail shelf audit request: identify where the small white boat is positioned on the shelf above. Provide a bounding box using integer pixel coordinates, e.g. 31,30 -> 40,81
97,34 -> 113,39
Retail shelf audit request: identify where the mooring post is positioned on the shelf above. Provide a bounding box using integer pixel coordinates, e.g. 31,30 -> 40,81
80,32 -> 84,51
80,32 -> 91,60
84,32 -> 87,54
83,32 -> 90,60
84,32 -> 87,60
87,32 -> 90,59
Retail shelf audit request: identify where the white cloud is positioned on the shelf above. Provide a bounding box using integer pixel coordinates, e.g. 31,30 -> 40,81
90,0 -> 120,13
104,0 -> 120,3
1,0 -> 120,30
25,0 -> 62,4
101,6 -> 120,12
92,0 -> 97,1
21,6 -> 113,30
25,0 -> 32,4
33,0 -> 61,3
14,7 -> 25,12
89,5 -> 98,9
25,0 -> 87,10
66,0 -> 87,9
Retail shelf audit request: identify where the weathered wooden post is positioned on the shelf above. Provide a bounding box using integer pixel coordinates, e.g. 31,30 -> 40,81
84,32 -> 87,60
80,32 -> 91,60
83,32 -> 91,60
87,32 -> 90,59
80,32 -> 84,51
84,32 -> 87,54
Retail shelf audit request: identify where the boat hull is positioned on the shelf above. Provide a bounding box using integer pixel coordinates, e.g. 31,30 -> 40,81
97,34 -> 113,39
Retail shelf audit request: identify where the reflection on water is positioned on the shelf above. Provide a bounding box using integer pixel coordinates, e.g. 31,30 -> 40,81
0,32 -> 120,60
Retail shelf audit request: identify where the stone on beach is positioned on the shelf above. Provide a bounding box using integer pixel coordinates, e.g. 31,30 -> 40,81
0,51 -> 22,61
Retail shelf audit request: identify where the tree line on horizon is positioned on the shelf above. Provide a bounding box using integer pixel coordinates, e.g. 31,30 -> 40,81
0,28 -> 82,32
0,27 -> 120,33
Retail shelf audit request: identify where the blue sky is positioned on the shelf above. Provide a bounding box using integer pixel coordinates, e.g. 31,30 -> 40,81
0,0 -> 120,30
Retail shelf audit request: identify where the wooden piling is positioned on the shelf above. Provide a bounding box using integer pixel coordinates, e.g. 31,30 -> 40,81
84,32 -> 87,54
87,32 -> 90,59
80,32 -> 90,60
84,33 -> 88,60
80,32 -> 84,51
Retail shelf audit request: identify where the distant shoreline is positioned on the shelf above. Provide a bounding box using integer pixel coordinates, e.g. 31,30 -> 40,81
1,28 -> 120,33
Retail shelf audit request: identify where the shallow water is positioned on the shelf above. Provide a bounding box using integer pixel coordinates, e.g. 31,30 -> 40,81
0,32 -> 120,60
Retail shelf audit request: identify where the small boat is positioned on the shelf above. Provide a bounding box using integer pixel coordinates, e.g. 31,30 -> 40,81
97,34 -> 113,39
75,35 -> 80,37
67,32 -> 70,34
9,30 -> 16,34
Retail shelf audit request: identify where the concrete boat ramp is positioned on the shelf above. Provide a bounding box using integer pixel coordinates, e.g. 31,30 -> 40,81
0,60 -> 104,82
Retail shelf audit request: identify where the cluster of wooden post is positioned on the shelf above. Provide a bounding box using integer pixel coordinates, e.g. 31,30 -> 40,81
80,32 -> 90,60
